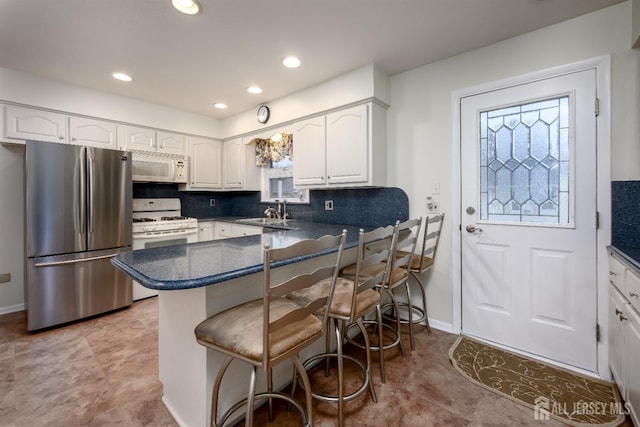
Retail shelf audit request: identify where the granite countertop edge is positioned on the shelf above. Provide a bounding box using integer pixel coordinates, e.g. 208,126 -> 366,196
609,245 -> 640,272
112,221 -> 366,291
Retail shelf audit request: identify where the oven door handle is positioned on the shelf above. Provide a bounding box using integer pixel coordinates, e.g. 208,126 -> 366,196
133,229 -> 198,240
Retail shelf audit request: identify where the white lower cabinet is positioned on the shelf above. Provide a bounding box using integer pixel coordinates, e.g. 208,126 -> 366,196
198,221 -> 216,242
608,251 -> 640,426
213,222 -> 261,240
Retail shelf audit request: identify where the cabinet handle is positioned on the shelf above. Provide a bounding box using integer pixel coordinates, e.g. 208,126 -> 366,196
59,135 -> 64,140
616,308 -> 623,316
610,271 -> 617,277
71,137 -> 77,141
630,292 -> 639,298
619,313 -> 628,321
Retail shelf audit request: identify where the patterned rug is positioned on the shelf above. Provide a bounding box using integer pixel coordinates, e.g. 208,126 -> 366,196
449,335 -> 626,426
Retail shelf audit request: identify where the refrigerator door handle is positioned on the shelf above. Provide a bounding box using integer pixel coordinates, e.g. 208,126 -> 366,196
79,146 -> 87,237
88,153 -> 95,233
34,253 -> 120,267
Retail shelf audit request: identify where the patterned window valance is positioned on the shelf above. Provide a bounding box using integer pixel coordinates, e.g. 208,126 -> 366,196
253,133 -> 293,166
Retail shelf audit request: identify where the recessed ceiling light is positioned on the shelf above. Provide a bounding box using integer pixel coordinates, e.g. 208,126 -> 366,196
247,86 -> 263,94
282,56 -> 301,68
172,0 -> 201,15
213,103 -> 228,109
112,72 -> 133,82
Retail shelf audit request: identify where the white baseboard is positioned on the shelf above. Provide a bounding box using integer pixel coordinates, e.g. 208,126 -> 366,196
427,318 -> 454,334
0,303 -> 25,316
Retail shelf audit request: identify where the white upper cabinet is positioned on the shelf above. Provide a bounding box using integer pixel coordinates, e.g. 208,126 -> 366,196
4,105 -> 67,144
223,138 -> 244,188
69,116 -> 117,149
120,125 -> 186,155
293,102 -> 386,189
292,116 -> 326,186
326,104 -> 368,185
157,131 -> 186,156
121,125 -> 155,151
182,136 -> 222,190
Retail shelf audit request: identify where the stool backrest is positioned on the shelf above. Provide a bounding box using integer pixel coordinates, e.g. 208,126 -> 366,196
390,217 -> 422,277
263,230 -> 347,366
414,213 -> 444,272
349,223 -> 398,317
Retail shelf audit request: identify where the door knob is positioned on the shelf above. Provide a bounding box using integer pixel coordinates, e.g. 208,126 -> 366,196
465,225 -> 483,233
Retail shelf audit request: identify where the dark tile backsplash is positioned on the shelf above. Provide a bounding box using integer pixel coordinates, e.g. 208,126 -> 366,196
133,185 -> 409,228
612,180 -> 640,248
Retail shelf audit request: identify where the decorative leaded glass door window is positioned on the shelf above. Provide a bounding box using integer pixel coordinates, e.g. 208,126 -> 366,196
479,96 -> 570,225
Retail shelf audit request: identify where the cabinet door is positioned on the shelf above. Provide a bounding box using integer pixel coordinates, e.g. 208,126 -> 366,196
5,105 -> 66,143
609,285 -> 627,394
123,125 -> 156,151
157,131 -> 186,155
214,222 -> 232,239
293,116 -> 326,186
223,138 -> 244,188
626,306 -> 640,426
198,222 -> 215,242
610,254 -> 627,295
627,269 -> 640,313
232,224 -> 262,237
326,104 -> 368,185
188,137 -> 222,189
69,117 -> 117,149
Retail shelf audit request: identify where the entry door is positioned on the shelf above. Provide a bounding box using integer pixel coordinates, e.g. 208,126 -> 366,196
460,69 -> 598,371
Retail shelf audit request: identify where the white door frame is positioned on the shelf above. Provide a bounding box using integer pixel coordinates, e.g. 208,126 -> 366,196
451,56 -> 612,379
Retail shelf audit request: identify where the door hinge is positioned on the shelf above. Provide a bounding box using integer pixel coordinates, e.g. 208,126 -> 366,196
596,323 -> 600,342
595,98 -> 600,117
595,211 -> 600,229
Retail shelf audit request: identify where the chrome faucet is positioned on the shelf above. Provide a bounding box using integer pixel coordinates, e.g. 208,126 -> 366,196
264,206 -> 278,219
281,199 -> 288,220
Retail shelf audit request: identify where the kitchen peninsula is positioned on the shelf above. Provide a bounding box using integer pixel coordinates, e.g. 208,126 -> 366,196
112,221 -> 366,427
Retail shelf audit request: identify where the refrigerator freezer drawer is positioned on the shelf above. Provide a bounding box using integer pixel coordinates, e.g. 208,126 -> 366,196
27,248 -> 132,331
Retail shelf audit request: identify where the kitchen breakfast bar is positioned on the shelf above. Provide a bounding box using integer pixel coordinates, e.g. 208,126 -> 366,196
112,221 -> 366,427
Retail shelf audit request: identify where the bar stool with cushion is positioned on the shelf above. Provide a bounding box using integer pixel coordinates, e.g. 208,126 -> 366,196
194,231 -> 347,427
393,213 -> 444,337
381,217 -> 423,350
287,225 -> 395,427
340,221 -> 407,383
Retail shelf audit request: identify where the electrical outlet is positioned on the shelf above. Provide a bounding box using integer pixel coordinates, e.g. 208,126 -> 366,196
209,198 -> 215,207
325,200 -> 334,211
426,196 -> 440,212
432,181 -> 441,195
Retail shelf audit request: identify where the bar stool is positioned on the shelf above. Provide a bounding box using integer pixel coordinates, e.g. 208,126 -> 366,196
340,220 -> 408,383
194,231 -> 347,427
381,217 -> 423,350
392,213 -> 444,338
287,225 -> 395,427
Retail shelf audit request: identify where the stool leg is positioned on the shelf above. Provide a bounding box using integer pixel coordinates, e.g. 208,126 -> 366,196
404,280 -> 415,350
354,318 -> 377,403
292,356 -> 313,427
245,366 -> 258,427
267,368 -> 274,422
385,286 -> 406,357
211,356 -> 233,427
376,303 -> 385,383
335,319 -> 345,427
410,271 -> 431,333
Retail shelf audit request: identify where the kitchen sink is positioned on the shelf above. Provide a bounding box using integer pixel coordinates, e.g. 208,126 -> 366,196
235,217 -> 298,230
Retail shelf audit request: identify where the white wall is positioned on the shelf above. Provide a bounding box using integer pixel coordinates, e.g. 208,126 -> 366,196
221,63 -> 390,139
387,1 -> 639,326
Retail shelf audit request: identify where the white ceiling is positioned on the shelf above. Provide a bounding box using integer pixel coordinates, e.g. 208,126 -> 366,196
0,0 -> 625,119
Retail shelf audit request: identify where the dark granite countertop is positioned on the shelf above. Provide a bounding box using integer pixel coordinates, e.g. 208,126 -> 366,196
610,245 -> 640,272
112,221 -> 367,291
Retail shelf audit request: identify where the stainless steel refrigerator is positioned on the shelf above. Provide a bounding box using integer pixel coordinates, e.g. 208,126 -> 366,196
25,140 -> 133,331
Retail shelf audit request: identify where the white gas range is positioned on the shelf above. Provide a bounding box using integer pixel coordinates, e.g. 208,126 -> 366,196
132,198 -> 198,300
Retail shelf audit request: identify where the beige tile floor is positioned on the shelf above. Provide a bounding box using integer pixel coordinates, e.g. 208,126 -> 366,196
0,297 -> 627,426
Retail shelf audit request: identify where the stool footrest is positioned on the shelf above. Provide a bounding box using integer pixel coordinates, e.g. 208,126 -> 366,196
301,353 -> 375,403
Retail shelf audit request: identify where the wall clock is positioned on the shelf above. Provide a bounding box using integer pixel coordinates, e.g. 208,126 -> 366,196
257,105 -> 270,124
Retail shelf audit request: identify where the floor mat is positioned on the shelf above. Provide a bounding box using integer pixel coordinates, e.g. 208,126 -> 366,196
449,334 -> 626,427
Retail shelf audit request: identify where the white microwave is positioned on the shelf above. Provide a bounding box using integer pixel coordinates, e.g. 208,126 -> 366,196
130,150 -> 188,183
